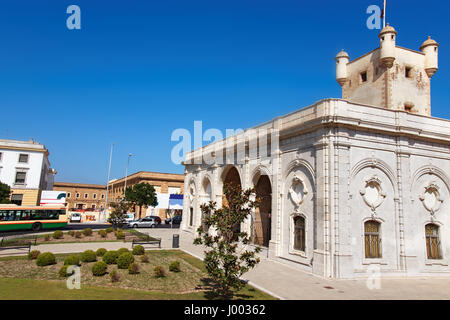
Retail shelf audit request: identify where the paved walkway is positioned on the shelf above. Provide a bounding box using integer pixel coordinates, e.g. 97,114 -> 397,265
3,229 -> 450,299
178,232 -> 450,300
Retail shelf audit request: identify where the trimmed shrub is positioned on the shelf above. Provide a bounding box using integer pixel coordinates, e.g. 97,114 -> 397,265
91,261 -> 107,276
59,265 -> 75,278
64,254 -> 80,266
115,231 -> 125,240
110,269 -> 120,282
52,230 -> 63,239
169,260 -> 181,273
154,266 -> 166,278
28,250 -> 41,260
117,252 -> 134,269
96,248 -> 107,257
68,230 -> 75,237
117,248 -> 129,255
103,250 -> 119,265
82,228 -> 93,236
105,227 -> 114,233
140,254 -> 149,263
132,245 -> 145,256
128,262 -> 140,274
36,252 -> 56,267
98,230 -> 107,238
80,250 -> 97,262
74,231 -> 82,238
44,234 -> 50,241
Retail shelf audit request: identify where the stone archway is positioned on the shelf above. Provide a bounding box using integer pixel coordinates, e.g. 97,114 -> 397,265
253,175 -> 272,247
222,166 -> 242,235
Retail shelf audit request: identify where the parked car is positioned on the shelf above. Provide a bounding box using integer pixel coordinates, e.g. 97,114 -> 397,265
69,212 -> 81,223
148,215 -> 161,225
128,217 -> 157,228
165,215 -> 182,225
124,213 -> 135,224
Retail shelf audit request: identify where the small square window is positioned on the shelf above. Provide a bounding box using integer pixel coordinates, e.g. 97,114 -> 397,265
18,154 -> 29,163
84,193 -> 89,199
360,71 -> 367,83
93,194 -> 97,199
76,193 -> 80,198
67,192 -> 71,198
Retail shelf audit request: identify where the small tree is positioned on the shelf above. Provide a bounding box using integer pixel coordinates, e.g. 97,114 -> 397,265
194,183 -> 261,299
108,200 -> 130,228
125,183 -> 158,219
0,181 -> 11,204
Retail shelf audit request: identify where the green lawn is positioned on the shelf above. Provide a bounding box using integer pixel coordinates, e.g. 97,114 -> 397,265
0,250 -> 276,300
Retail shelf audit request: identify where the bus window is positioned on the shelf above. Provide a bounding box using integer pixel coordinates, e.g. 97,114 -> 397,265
47,210 -> 58,220
21,210 -> 31,220
30,210 -> 41,220
0,210 -> 6,221
14,210 -> 22,221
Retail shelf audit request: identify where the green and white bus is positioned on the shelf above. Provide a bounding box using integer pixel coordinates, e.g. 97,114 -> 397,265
0,205 -> 68,232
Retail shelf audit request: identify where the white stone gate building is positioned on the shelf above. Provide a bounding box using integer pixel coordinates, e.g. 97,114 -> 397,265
180,25 -> 450,279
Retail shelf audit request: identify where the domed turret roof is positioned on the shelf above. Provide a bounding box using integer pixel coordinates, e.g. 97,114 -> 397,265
420,36 -> 439,50
335,50 -> 349,60
379,23 -> 397,37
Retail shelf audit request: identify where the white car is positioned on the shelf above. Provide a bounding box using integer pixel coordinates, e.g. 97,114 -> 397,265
128,217 -> 157,228
70,212 -> 81,223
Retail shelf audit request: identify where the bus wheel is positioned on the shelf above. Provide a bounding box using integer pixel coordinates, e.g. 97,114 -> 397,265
31,222 -> 42,232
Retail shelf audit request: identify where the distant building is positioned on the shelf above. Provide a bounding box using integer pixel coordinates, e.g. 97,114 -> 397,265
0,139 -> 56,206
53,182 -> 107,211
107,171 -> 184,219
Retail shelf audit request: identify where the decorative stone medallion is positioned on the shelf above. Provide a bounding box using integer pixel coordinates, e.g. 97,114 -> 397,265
419,183 -> 442,215
360,176 -> 386,212
289,174 -> 308,212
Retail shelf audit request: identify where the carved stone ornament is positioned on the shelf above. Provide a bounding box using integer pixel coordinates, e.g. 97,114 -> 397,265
359,176 -> 386,212
188,184 -> 195,203
289,174 -> 308,212
419,183 -> 443,215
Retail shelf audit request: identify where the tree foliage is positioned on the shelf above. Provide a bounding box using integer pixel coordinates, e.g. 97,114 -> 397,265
0,181 -> 11,204
194,182 -> 261,299
107,200 -> 130,228
124,183 -> 158,219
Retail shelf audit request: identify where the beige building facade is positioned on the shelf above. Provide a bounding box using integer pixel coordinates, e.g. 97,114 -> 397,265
53,182 -> 107,211
107,171 -> 184,219
181,26 -> 450,279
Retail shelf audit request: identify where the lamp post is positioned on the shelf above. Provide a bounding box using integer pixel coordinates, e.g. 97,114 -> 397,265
123,153 -> 132,200
104,143 -> 114,222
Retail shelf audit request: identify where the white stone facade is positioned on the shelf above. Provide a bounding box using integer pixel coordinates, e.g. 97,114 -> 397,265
180,27 -> 450,279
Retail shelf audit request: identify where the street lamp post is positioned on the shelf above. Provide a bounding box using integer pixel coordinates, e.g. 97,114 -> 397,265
104,143 -> 114,222
123,153 -> 132,200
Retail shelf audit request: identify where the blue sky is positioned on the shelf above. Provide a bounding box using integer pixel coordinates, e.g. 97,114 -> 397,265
0,0 -> 448,184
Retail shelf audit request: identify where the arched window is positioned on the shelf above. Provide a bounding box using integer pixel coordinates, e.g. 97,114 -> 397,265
293,216 -> 305,252
189,207 -> 193,227
365,221 -> 381,258
425,224 -> 441,260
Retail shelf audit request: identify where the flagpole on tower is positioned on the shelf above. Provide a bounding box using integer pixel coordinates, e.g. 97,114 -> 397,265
383,0 -> 387,28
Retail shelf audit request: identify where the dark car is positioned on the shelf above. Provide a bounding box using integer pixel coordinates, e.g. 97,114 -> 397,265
165,215 -> 182,225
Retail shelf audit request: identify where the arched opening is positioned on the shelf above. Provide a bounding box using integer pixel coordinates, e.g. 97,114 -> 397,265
222,166 -> 242,235
253,175 -> 272,247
